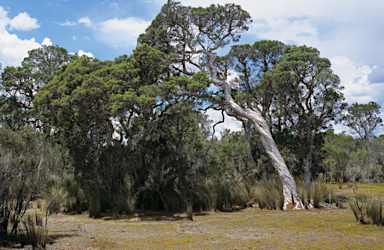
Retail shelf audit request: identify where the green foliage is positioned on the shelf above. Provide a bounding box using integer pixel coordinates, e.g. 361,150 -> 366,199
343,101 -> 383,141
0,45 -> 75,131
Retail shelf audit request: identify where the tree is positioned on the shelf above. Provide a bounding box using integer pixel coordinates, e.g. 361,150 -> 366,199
343,101 -> 383,141
266,45 -> 346,186
322,130 -> 352,187
225,40 -> 285,176
0,45 -> 76,131
34,44 -> 211,213
138,1 -> 302,208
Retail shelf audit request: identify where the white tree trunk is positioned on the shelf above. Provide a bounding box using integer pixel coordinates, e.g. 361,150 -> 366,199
209,67 -> 302,209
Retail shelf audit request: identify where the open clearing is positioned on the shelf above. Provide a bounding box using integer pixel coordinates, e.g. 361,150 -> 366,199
5,183 -> 384,249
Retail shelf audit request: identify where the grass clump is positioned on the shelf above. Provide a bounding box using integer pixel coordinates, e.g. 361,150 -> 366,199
186,203 -> 193,221
349,195 -> 384,226
365,196 -> 383,225
254,179 -> 283,210
312,181 -> 328,208
19,213 -> 48,249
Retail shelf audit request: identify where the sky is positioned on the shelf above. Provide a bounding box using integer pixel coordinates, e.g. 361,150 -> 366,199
1,0 -> 384,137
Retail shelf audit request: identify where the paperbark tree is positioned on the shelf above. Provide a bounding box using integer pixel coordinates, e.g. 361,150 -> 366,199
266,45 -> 346,187
225,40 -> 285,176
343,102 -> 383,141
139,1 -> 302,208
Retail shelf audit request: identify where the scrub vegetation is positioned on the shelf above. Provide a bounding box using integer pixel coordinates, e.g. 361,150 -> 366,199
1,0 -> 384,249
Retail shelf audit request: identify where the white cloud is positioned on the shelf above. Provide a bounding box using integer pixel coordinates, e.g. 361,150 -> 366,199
72,35 -> 77,41
8,11 -> 40,31
78,50 -> 93,57
41,37 -> 52,46
0,7 -> 43,67
54,19 -> 77,26
58,15 -> 150,48
78,16 -> 92,27
97,17 -> 150,47
331,56 -> 384,105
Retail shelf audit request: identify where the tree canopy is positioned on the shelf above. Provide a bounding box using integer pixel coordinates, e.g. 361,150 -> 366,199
343,101 -> 383,141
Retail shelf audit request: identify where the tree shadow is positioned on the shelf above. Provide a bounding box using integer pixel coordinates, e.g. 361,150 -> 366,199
1,231 -> 77,249
100,210 -> 211,222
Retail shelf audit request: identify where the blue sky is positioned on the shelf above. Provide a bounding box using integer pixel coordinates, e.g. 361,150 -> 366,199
1,0 -> 384,136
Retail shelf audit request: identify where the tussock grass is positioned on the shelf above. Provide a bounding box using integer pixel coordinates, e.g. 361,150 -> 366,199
312,181 -> 328,208
186,203 -> 193,221
365,196 -> 383,225
19,213 -> 48,249
254,179 -> 283,210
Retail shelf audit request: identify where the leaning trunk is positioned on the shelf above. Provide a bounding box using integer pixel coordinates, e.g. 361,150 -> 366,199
210,72 -> 302,209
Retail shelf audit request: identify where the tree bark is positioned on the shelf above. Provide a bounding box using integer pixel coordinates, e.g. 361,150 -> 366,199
243,121 -> 256,166
304,156 -> 312,188
304,135 -> 314,187
209,64 -> 302,209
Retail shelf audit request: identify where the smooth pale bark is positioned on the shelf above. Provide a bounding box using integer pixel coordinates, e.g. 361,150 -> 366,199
208,66 -> 302,208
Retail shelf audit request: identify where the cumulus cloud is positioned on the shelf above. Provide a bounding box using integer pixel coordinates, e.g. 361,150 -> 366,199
331,56 -> 384,104
8,11 -> 40,31
41,37 -> 52,46
77,50 -> 93,57
0,7 -> 43,67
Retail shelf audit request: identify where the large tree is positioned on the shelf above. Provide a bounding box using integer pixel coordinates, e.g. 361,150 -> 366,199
343,101 -> 383,141
266,45 -> 346,186
138,0 -> 302,208
0,45 -> 76,131
224,40 -> 285,176
34,44 -> 211,212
